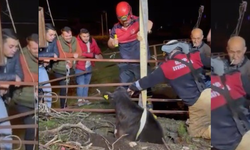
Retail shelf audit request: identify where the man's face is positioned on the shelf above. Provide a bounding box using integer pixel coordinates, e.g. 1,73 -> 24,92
227,42 -> 246,65
191,33 -> 203,47
80,33 -> 90,43
3,38 -> 19,57
61,31 -> 72,43
46,29 -> 56,42
27,41 -> 38,58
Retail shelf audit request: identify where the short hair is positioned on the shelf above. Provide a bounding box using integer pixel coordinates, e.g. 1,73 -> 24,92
26,33 -> 39,44
2,28 -> 18,43
61,26 -> 71,33
45,23 -> 56,32
79,28 -> 89,34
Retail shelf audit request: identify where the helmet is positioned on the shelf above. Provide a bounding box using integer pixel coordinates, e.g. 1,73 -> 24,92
116,1 -> 132,22
161,40 -> 190,54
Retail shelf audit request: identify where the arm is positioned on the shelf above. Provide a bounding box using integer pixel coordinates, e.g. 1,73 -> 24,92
75,41 -> 82,57
14,52 -> 24,81
38,51 -> 55,58
241,74 -> 250,99
92,38 -> 103,59
107,27 -> 117,49
200,53 -> 211,69
51,39 -> 60,57
129,67 -> 167,91
0,73 -> 16,81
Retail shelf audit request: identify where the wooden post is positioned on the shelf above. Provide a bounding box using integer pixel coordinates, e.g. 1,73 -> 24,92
139,0 -> 148,108
0,5 -> 4,66
39,7 -> 47,48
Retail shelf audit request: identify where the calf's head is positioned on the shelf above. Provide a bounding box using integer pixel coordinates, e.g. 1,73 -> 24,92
104,86 -> 131,105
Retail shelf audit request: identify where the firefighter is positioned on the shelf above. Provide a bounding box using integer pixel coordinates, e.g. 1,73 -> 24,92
128,40 -> 211,139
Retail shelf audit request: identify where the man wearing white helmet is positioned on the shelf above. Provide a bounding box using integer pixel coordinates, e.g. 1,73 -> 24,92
211,57 -> 250,150
128,40 -> 211,139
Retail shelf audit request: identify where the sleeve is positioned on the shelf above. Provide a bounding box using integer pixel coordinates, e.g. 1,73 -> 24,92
51,39 -> 60,57
200,52 -> 211,69
241,74 -> 250,99
14,52 -> 24,81
129,67 -> 167,91
38,50 -> 55,58
110,26 -> 116,39
75,41 -> 83,57
0,73 -> 16,81
92,38 -> 101,54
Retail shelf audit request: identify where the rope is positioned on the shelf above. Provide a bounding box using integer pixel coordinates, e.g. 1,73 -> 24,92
0,134 -> 22,150
5,1 -> 37,150
231,1 -> 247,37
193,5 -> 204,29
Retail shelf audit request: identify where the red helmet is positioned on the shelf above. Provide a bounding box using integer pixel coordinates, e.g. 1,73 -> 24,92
116,1 -> 132,22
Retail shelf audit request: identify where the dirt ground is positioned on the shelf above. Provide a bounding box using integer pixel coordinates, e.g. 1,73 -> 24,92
38,107 -> 211,150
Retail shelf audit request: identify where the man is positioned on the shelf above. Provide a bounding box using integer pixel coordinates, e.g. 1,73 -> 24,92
223,36 -> 250,119
224,36 -> 250,79
52,26 -> 82,108
128,40 -> 211,139
190,28 -> 211,88
107,1 -> 154,109
39,23 -> 59,108
190,28 -> 211,57
0,28 -> 23,150
12,33 -> 39,150
75,28 -> 103,106
211,58 -> 250,150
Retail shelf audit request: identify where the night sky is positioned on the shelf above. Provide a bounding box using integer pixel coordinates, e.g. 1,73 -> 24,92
1,0 -> 249,52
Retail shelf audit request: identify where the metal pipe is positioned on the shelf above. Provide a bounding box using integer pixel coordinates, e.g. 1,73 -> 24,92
54,108 -> 188,114
40,95 -> 182,102
39,83 -> 171,89
0,81 -> 37,86
0,140 -> 38,145
0,110 -> 35,123
0,124 -> 38,129
38,57 -> 164,63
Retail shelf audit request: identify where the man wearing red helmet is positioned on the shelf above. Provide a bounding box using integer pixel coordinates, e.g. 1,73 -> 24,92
108,1 -> 153,107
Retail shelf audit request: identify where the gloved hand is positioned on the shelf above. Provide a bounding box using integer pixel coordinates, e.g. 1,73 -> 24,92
127,83 -> 140,96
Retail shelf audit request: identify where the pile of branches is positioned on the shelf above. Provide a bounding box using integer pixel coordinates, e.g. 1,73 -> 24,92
38,104 -> 210,150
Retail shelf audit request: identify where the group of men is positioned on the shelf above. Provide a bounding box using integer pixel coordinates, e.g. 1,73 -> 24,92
0,29 -> 38,150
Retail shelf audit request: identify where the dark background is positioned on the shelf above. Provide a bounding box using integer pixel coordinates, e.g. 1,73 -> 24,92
1,0 -> 38,46
211,0 -> 250,53
39,0 -> 210,44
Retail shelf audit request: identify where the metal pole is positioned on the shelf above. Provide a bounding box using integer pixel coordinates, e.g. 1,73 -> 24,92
105,12 -> 108,35
101,14 -> 104,36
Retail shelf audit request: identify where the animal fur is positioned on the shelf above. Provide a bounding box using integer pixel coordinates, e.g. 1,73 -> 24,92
105,86 -> 164,144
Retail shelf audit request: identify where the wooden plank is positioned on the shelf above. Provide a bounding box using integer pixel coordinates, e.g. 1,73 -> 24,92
39,7 -> 47,48
0,5 -> 4,66
139,0 -> 148,108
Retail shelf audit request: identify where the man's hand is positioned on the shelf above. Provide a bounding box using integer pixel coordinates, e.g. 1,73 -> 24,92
137,32 -> 143,41
73,53 -> 79,58
112,38 -> 119,47
127,88 -> 134,96
0,84 -> 10,89
95,54 -> 103,59
0,89 -> 7,96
